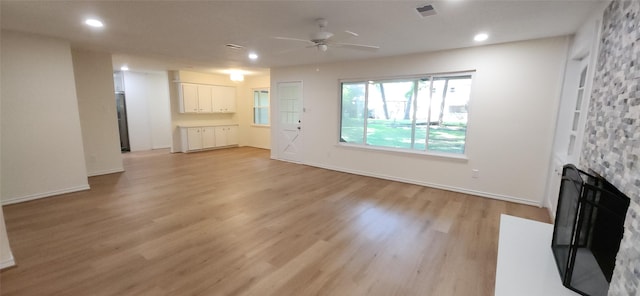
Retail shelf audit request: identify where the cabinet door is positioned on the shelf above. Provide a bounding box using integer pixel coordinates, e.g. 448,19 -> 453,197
201,127 -> 216,148
226,126 -> 238,145
181,84 -> 199,113
187,128 -> 203,150
212,86 -> 236,112
215,127 -> 228,147
197,85 -> 213,113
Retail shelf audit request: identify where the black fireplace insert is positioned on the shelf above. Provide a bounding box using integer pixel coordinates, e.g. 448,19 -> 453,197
551,164 -> 630,296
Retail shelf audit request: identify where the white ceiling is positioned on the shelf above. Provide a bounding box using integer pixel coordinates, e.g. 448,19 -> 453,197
0,1 -> 605,75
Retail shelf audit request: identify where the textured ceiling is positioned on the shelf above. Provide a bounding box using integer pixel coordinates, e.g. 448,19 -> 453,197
1,1 -> 605,74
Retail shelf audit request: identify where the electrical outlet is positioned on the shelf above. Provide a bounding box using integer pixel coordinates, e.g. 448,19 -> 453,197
472,169 -> 480,179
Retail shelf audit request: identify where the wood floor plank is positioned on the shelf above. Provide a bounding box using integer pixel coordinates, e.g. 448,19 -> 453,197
0,147 -> 549,296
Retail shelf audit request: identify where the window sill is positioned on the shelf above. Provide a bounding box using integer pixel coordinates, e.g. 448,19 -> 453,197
251,124 -> 271,128
336,142 -> 468,161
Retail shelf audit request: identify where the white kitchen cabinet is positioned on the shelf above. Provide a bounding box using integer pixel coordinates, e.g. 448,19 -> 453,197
186,127 -> 203,150
181,84 -> 199,113
212,86 -> 237,113
179,125 -> 238,152
201,127 -> 216,148
197,85 -> 213,113
179,83 -> 236,114
181,127 -> 217,152
214,125 -> 238,147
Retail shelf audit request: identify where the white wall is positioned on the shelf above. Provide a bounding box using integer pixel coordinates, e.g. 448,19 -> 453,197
0,41 -> 15,267
1,30 -> 89,204
239,74 -> 271,149
270,36 -> 570,205
123,71 -> 172,151
71,49 -> 124,176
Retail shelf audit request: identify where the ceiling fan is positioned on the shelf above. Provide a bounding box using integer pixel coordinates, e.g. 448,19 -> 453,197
275,18 -> 380,52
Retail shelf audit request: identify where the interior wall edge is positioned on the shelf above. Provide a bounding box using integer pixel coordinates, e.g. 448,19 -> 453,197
87,168 -> 125,178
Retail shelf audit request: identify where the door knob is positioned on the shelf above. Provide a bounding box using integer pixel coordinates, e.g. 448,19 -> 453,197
297,126 -> 301,130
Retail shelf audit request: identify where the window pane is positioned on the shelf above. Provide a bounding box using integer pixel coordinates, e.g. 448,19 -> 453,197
259,91 -> 269,107
254,107 -> 268,125
253,90 -> 269,125
339,73 -> 472,156
366,81 -> 414,149
340,83 -> 366,144
414,79 -> 431,151
427,76 -> 470,154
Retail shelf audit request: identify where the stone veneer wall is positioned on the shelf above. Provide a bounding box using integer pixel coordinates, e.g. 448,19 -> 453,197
579,1 -> 640,295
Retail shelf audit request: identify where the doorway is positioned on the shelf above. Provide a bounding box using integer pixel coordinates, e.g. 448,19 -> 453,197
115,91 -> 131,152
277,81 -> 303,162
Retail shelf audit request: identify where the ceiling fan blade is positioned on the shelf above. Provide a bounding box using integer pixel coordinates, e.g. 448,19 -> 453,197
344,30 -> 359,37
273,36 -> 314,44
332,42 -> 380,51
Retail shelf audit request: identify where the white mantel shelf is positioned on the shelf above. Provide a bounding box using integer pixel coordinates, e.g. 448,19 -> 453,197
495,214 -> 580,296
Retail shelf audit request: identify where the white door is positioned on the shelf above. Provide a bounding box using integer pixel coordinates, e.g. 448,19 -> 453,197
277,81 -> 303,162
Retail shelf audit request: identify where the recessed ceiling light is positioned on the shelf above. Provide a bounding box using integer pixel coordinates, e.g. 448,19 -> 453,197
474,33 -> 489,42
248,53 -> 258,60
85,19 -> 104,28
120,65 -> 129,71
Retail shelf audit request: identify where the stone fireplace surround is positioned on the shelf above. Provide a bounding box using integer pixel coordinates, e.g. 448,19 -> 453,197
579,1 -> 640,295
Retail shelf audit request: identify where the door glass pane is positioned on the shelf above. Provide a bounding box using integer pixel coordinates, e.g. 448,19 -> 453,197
280,85 -> 299,125
576,89 -> 584,110
340,83 -> 366,144
579,66 -> 588,88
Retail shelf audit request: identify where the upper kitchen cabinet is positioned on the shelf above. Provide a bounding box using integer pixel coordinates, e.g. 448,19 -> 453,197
178,83 -> 235,114
212,85 -> 236,113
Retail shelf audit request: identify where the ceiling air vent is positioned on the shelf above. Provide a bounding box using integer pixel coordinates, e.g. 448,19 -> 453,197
225,43 -> 244,50
416,4 -> 436,17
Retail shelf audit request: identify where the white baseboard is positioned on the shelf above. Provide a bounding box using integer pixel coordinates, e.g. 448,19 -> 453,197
0,255 -> 15,270
545,198 -> 556,222
302,161 -> 543,207
87,167 -> 124,177
1,184 -> 91,205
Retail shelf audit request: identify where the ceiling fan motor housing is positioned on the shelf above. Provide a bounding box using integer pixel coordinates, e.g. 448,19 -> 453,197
311,31 -> 334,43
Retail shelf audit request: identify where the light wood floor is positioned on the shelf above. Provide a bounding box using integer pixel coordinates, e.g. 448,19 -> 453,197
0,147 -> 549,296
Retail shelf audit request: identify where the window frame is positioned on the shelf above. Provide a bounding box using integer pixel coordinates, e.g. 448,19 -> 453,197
252,88 -> 270,127
338,71 -> 474,159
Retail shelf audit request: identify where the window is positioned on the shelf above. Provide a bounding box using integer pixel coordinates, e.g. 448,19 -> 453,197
253,89 -> 269,125
340,72 -> 472,155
